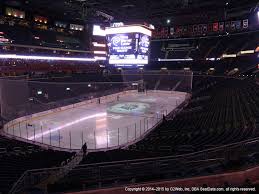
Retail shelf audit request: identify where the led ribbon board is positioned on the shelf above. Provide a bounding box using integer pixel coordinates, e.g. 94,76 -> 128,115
0,54 -> 106,61
106,25 -> 152,65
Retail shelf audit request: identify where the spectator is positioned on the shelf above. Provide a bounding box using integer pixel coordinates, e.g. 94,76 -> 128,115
82,142 -> 87,156
163,114 -> 166,122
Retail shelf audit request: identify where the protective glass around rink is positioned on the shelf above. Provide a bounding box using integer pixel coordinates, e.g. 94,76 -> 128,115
0,70 -> 193,151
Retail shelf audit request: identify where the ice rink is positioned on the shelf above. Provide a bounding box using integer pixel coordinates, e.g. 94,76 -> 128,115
4,90 -> 187,150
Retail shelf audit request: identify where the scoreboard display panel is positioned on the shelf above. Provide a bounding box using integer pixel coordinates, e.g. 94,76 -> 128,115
106,25 -> 151,65
107,33 -> 137,55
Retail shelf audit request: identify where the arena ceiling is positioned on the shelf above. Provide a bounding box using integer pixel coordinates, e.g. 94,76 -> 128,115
3,0 -> 259,24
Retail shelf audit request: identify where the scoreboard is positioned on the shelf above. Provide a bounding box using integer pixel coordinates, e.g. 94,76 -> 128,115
106,25 -> 152,65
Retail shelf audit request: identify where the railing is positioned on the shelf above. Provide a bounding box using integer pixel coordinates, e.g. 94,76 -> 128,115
9,149 -> 85,194
63,165 -> 259,194
9,135 -> 259,193
8,171 -> 29,194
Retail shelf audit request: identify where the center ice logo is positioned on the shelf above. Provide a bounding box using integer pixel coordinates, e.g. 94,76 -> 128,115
119,103 -> 138,111
107,102 -> 150,114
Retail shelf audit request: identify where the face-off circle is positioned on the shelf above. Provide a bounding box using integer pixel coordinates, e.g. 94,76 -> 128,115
107,102 -> 150,114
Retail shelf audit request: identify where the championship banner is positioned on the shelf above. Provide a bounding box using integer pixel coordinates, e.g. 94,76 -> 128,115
213,22 -> 219,32
193,25 -> 198,32
219,22 -> 224,32
231,21 -> 236,31
225,21 -> 231,31
208,23 -> 213,32
153,18 -> 249,39
243,19 -> 249,29
202,24 -> 208,32
198,24 -> 203,32
176,26 -> 183,34
235,20 -> 241,30
183,26 -> 188,33
170,27 -> 175,36
165,27 -> 170,37
188,25 -> 193,33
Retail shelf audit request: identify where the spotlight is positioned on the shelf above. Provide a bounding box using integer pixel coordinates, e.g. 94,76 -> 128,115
166,19 -> 171,24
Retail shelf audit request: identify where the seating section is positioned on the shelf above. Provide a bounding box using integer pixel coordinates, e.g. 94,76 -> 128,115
49,157 -> 225,193
1,77 -> 259,193
28,72 -> 123,103
130,78 -> 259,155
0,59 -> 101,75
71,78 -> 259,163
50,145 -> 259,193
151,32 -> 259,60
0,135 -> 73,194
1,24 -> 84,50
46,77 -> 259,193
149,31 -> 259,76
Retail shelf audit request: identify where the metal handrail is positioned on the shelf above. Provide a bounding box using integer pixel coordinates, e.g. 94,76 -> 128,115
7,120 -> 259,193
9,150 -> 85,194
8,135 -> 259,194
9,134 -> 259,187
8,171 -> 29,194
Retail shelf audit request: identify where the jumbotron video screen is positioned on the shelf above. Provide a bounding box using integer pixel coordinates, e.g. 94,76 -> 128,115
106,25 -> 151,65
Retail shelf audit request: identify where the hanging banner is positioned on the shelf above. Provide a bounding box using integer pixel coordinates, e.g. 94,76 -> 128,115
208,23 -> 213,32
170,27 -> 175,36
193,25 -> 198,32
152,18 -> 249,39
235,20 -> 241,30
243,19 -> 249,29
213,22 -> 219,32
225,21 -> 231,31
231,21 -> 236,31
219,22 -> 224,32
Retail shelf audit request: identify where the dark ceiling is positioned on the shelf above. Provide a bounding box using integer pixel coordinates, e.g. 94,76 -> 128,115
3,0 -> 259,24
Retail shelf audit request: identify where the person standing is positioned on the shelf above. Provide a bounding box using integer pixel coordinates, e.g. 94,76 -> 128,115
82,143 -> 87,156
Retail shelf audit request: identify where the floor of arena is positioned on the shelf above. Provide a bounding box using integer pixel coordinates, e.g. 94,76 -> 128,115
4,90 -> 187,150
